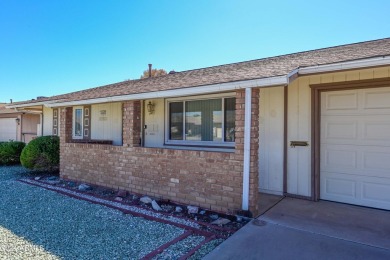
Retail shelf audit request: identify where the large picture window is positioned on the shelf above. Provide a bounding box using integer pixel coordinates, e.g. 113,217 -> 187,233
167,95 -> 236,147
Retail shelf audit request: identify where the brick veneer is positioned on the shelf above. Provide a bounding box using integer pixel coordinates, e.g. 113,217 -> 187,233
59,90 -> 260,215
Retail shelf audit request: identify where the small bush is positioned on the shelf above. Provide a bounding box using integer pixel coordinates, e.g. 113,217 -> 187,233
0,141 -> 26,165
20,136 -> 60,171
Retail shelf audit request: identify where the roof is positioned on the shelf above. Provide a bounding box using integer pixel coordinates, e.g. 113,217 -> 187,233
11,38 -> 390,106
0,104 -> 21,114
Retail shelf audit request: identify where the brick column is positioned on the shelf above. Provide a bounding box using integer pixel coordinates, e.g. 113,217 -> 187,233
235,90 -> 245,154
59,107 -> 73,144
123,101 -> 142,147
248,89 -> 260,215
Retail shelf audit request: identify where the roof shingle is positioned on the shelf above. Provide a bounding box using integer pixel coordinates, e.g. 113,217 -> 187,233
11,38 -> 390,106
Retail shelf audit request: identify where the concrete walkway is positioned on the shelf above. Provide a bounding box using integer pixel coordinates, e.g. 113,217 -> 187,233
205,197 -> 390,259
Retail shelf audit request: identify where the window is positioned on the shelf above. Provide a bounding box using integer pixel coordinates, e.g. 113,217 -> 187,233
166,94 -> 236,147
52,108 -> 58,136
73,106 -> 91,140
73,108 -> 83,138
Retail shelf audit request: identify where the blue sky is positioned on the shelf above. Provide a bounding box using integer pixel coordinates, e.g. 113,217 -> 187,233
1,0 -> 389,102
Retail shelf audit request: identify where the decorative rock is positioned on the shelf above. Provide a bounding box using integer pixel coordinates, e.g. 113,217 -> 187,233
78,184 -> 92,191
211,218 -> 231,225
236,215 -> 243,222
209,214 -> 219,220
151,200 -> 162,211
175,206 -> 183,213
114,197 -> 123,202
48,176 -> 57,181
187,206 -> 199,214
117,190 -> 127,198
140,196 -> 153,204
68,181 -> 76,187
199,210 -> 206,215
34,177 -> 41,181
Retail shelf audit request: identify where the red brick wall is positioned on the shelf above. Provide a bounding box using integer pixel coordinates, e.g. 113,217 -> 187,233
123,101 -> 141,147
60,89 -> 260,215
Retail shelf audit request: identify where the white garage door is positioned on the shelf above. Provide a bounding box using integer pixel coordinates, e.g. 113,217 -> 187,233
0,118 -> 17,142
321,87 -> 390,210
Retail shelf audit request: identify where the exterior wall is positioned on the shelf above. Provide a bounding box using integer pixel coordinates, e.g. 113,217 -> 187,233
259,87 -> 284,195
0,115 -> 19,142
21,113 -> 40,143
144,99 -> 165,148
91,102 -> 122,145
43,106 -> 61,136
43,106 -> 53,136
60,90 -> 260,215
287,66 -> 390,197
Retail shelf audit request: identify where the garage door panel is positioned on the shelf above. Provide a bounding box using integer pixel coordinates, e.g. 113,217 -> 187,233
323,92 -> 358,111
322,144 -> 390,177
363,89 -> 390,109
322,120 -> 358,140
322,117 -> 390,146
321,146 -> 357,170
364,121 -> 390,141
321,172 -> 390,210
363,151 -> 390,172
0,118 -> 17,142
321,87 -> 390,210
362,182 -> 390,203
321,174 -> 357,198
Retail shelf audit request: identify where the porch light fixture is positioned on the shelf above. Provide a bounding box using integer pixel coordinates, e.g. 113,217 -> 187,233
15,118 -> 20,125
147,101 -> 155,114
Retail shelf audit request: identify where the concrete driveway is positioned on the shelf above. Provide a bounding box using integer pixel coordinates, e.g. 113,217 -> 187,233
205,197 -> 390,259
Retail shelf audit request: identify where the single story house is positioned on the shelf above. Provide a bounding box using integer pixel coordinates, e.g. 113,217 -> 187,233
8,38 -> 390,215
0,104 -> 41,143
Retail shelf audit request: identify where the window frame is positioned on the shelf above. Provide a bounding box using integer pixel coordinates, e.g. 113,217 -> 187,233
73,106 -> 84,139
165,93 -> 236,148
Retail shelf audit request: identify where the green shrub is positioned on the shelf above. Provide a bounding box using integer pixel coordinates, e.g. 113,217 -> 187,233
20,136 -> 60,171
0,141 -> 26,165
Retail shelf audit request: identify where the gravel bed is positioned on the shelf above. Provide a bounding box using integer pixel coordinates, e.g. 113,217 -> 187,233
0,181 -> 185,258
0,165 -> 35,181
0,167 -> 185,259
0,226 -> 59,260
188,239 -> 225,260
22,179 -> 202,230
153,235 -> 205,259
0,165 -> 226,259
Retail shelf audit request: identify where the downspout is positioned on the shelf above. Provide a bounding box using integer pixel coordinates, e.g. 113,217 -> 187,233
242,87 -> 252,211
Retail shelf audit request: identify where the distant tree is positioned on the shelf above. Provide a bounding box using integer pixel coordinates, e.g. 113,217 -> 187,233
140,68 -> 167,79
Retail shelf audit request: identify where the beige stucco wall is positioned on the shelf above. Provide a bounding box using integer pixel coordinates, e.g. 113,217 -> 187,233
287,66 -> 390,197
91,102 -> 122,145
42,106 -> 53,136
259,86 -> 285,195
144,99 -> 165,148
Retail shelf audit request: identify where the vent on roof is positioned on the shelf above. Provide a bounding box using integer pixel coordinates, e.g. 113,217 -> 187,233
169,70 -> 176,74
148,64 -> 152,78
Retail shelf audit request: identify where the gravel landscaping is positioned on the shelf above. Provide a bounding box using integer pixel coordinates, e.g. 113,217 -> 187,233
0,166 -> 238,259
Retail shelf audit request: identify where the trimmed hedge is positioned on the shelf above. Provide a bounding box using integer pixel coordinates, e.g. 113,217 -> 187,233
0,141 -> 26,165
20,136 -> 60,171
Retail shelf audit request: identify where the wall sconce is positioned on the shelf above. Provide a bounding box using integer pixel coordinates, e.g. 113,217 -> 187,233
147,101 -> 155,114
15,118 -> 20,125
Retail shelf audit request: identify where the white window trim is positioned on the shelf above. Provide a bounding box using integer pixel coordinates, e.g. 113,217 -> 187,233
73,106 -> 84,139
164,93 -> 236,147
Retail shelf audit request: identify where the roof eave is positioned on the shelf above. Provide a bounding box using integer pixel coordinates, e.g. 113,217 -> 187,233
46,76 -> 288,107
